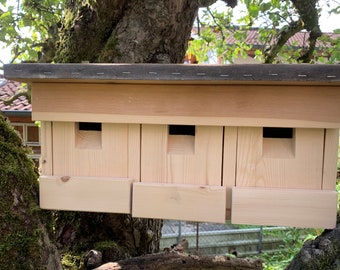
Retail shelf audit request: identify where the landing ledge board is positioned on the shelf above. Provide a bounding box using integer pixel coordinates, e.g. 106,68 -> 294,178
4,63 -> 340,84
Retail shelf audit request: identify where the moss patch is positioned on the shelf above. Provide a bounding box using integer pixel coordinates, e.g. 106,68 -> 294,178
0,114 -> 55,269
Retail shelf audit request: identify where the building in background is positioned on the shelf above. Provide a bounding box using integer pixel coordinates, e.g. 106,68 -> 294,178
0,75 -> 40,166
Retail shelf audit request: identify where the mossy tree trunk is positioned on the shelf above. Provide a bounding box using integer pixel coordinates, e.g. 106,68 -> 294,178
54,0 -> 200,64
285,214 -> 340,270
0,114 -> 62,270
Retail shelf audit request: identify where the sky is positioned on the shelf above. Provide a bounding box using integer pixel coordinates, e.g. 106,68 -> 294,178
1,0 -> 339,66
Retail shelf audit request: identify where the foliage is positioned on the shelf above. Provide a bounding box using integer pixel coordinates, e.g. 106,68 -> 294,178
0,0 -> 64,64
61,253 -> 82,270
189,0 -> 340,64
258,227 -> 321,270
1,0 -> 339,65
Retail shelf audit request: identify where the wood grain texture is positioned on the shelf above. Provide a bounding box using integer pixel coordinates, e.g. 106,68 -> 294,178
231,187 -> 338,228
52,122 -> 140,179
222,127 -> 238,209
31,83 -> 340,128
132,183 -> 226,223
141,125 -> 223,185
40,121 -> 53,175
236,127 -> 324,189
322,129 -> 340,190
39,176 -> 132,213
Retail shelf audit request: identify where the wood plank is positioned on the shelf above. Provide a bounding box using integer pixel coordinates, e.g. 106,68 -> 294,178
31,83 -> 340,128
236,127 -> 324,189
39,176 -> 132,213
322,129 -> 340,190
141,125 -> 223,185
222,127 -> 238,209
141,125 -> 167,183
32,112 -> 340,128
53,122 -> 139,179
128,124 -> 141,181
231,187 -> 338,228
132,183 -> 226,223
40,121 -> 53,175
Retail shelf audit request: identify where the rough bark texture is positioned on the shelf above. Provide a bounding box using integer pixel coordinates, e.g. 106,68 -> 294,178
0,114 -> 62,270
286,214 -> 340,270
55,0 -> 200,63
93,252 -> 263,270
53,0 -> 202,260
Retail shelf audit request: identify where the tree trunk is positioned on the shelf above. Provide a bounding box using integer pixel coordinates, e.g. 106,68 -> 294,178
55,0 -> 199,63
285,214 -> 340,270
0,114 -> 62,269
53,0 -> 201,258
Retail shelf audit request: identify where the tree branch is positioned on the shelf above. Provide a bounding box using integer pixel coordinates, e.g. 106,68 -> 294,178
93,252 -> 263,270
291,0 -> 322,62
264,20 -> 304,63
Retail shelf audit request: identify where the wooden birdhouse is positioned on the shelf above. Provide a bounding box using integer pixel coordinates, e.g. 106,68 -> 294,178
4,64 -> 340,228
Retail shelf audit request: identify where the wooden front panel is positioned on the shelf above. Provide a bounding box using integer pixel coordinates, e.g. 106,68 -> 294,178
52,122 -> 140,179
232,187 -> 337,228
40,176 -> 132,213
141,124 -> 223,185
236,127 -> 324,189
132,183 -> 226,223
32,83 -> 340,128
40,121 -> 53,175
322,129 -> 340,190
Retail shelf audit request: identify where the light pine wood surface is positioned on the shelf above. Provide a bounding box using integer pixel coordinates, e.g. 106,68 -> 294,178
40,176 -> 132,213
132,182 -> 226,223
141,124 -> 223,186
236,127 -> 324,189
32,83 -> 340,128
232,187 -> 338,228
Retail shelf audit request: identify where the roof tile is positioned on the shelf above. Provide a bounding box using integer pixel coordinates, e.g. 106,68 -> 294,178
0,76 -> 31,112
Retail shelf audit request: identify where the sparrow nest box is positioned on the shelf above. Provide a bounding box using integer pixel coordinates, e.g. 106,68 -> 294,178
4,64 -> 340,228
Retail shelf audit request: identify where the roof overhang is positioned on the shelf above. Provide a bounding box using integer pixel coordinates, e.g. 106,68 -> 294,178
4,63 -> 340,86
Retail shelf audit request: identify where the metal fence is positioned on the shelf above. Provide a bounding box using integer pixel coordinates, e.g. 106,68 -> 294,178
161,220 -> 289,257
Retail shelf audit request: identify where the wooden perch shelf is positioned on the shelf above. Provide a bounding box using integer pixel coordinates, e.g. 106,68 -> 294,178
4,64 -> 340,228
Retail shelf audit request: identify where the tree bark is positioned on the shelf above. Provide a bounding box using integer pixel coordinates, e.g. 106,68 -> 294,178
286,214 -> 340,270
53,0 -> 202,258
0,114 -> 62,269
93,252 -> 263,270
55,0 -> 200,63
